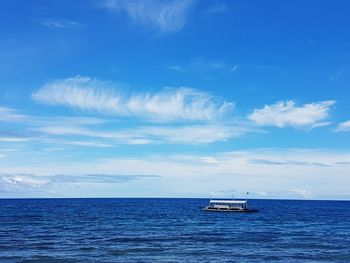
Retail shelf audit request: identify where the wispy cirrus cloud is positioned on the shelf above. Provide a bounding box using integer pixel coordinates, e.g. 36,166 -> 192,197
249,158 -> 331,167
0,137 -> 31,142
167,57 -> 238,75
329,68 -> 343,81
41,20 -> 84,29
100,0 -> 195,33
335,120 -> 350,132
167,65 -> 186,73
230,65 -> 238,73
205,1 -> 228,14
0,105 -> 106,126
0,130 -> 33,143
36,123 -> 253,145
32,76 -> 234,122
0,103 -> 251,146
0,104 -> 109,144
41,138 -> 116,148
0,105 -> 111,146
248,100 -> 335,129
0,106 -> 28,122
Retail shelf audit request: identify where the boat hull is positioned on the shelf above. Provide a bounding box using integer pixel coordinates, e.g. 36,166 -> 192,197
203,207 -> 258,213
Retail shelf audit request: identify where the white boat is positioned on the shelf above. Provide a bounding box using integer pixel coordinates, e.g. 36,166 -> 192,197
203,199 -> 258,212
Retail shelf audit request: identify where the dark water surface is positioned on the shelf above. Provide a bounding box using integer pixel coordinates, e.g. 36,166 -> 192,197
0,198 -> 349,262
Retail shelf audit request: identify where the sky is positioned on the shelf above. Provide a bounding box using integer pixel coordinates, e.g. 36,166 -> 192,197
0,0 -> 350,199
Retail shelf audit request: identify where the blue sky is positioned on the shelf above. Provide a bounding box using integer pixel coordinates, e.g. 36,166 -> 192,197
0,0 -> 350,199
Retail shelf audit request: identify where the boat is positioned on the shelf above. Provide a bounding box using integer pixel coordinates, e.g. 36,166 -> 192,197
203,196 -> 258,212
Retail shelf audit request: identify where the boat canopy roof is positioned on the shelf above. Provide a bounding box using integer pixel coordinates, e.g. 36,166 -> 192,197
209,200 -> 246,204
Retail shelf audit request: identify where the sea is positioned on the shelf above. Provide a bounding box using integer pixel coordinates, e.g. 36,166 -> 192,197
0,198 -> 349,263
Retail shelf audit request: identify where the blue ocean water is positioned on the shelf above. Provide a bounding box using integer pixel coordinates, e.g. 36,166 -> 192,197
0,198 -> 349,263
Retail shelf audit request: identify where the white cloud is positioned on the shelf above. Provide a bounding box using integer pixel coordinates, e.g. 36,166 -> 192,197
335,120 -> 350,132
0,105 -> 110,145
144,124 -> 250,144
205,1 -> 228,14
41,138 -> 116,148
230,65 -> 238,73
0,148 -> 20,152
64,141 -> 115,148
168,65 -> 186,73
190,57 -> 227,71
248,100 -> 335,129
0,105 -> 106,126
41,20 -> 84,29
0,102 -> 249,147
36,123 -> 252,145
136,124 -> 248,144
101,0 -> 194,33
329,68 -> 343,81
0,137 -> 31,142
168,57 -> 234,74
0,106 -> 28,122
289,189 -> 313,199
32,76 -> 234,121
256,191 -> 268,196
0,174 -> 47,193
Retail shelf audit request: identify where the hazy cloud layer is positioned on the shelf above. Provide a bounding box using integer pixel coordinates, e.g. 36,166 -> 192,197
1,149 -> 350,198
0,173 -> 160,193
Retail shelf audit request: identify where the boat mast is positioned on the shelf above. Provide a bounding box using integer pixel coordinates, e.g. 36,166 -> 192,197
245,192 -> 249,208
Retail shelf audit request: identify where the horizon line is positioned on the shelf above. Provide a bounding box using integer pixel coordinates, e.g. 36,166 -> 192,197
0,197 -> 349,202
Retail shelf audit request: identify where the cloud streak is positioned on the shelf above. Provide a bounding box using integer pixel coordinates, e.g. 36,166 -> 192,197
36,123 -> 253,144
249,158 -> 331,167
41,20 -> 84,29
248,100 -> 335,129
0,102 -> 252,146
205,1 -> 228,14
32,76 -> 234,122
101,0 -> 195,33
335,120 -> 350,132
0,106 -> 28,122
0,105 -> 106,126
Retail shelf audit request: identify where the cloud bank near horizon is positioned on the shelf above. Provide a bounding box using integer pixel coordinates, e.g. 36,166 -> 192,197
1,149 -> 349,198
